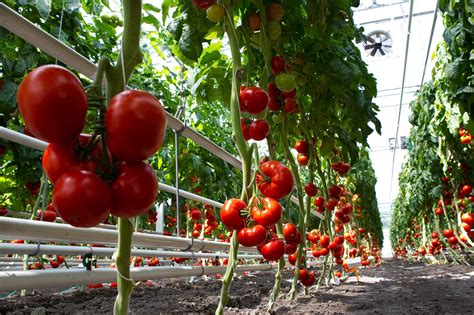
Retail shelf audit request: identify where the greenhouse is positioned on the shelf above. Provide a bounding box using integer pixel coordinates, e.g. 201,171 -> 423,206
0,0 -> 472,313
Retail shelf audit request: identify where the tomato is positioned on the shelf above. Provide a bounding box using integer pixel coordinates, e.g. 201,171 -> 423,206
257,160 -> 294,199
192,0 -> 216,10
294,140 -> 309,154
220,199 -> 246,230
248,12 -> 261,31
268,98 -> 281,111
266,21 -> 281,40
0,145 -> 6,156
50,260 -> 60,268
448,236 -> 458,244
358,227 -> 366,234
38,209 -> 57,222
320,235 -> 330,248
283,223 -> 297,242
283,97 -> 297,113
442,229 -> 454,238
304,182 -> 318,197
461,184 -> 472,196
314,196 -> 325,208
266,3 -> 284,22
190,208 -> 202,220
297,153 -> 309,166
106,90 -> 167,162
461,213 -> 473,225
17,65 -> 87,144
285,242 -> 297,255
268,82 -> 280,98
435,207 -> 443,215
42,143 -> 82,183
288,252 -> 298,265
251,197 -> 282,227
281,89 -> 296,99
206,3 -> 225,22
271,56 -> 286,75
110,162 -> 158,218
334,235 -> 344,245
0,208 -> 8,216
56,255 -> 65,264
241,118 -> 252,141
258,239 -> 285,261
52,170 -> 112,227
239,86 -> 269,114
461,222 -> 471,232
249,119 -> 270,141
237,225 -> 267,247
301,271 -> 315,286
329,185 -> 343,198
275,73 -> 296,92
88,283 -> 103,289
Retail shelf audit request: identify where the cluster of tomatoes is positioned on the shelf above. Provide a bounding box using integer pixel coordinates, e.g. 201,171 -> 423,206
268,58 -> 298,114
294,140 -> 310,166
34,203 -> 57,222
248,3 -> 284,41
331,161 -> 351,177
186,204 -> 220,238
458,127 -> 472,144
17,65 -> 167,228
220,160 -> 293,261
239,86 -> 271,141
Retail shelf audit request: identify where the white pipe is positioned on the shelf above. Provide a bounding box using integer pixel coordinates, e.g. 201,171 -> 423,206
159,183 -> 223,208
0,243 -> 262,260
0,217 -> 259,253
0,264 -> 274,290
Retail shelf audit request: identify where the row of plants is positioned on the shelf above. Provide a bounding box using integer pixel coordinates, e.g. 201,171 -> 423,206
390,0 -> 473,264
0,0 -> 383,314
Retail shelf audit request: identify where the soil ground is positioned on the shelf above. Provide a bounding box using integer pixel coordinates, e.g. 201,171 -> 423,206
1,259 -> 473,314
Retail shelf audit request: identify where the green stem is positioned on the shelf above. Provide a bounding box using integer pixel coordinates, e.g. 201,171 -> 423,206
113,218 -> 134,315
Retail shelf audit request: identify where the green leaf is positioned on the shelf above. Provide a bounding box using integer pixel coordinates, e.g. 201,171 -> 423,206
36,0 -> 52,19
204,25 -> 224,40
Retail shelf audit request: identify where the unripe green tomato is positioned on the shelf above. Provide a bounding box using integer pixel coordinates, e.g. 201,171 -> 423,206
266,21 -> 281,40
206,4 -> 225,23
275,73 -> 297,92
272,113 -> 285,124
249,33 -> 261,49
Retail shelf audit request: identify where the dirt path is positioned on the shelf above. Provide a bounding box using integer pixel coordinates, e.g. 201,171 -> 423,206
1,259 -> 473,314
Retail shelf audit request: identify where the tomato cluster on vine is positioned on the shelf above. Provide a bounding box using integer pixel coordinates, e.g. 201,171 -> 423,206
17,65 -> 167,228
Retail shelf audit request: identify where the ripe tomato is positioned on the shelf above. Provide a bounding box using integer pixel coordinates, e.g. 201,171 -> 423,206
461,184 -> 472,196
106,90 -> 167,162
190,208 -> 202,220
110,162 -> 158,218
17,65 -> 87,144
448,236 -> 458,244
461,213 -> 473,225
52,170 -> 112,227
443,229 -> 454,238
301,271 -> 315,286
42,143 -> 81,183
281,89 -> 296,99
251,197 -> 282,227
239,86 -> 269,114
294,140 -> 309,154
206,3 -> 225,22
283,97 -> 297,113
285,241 -> 297,255
271,56 -> 286,75
220,199 -> 246,230
283,223 -> 297,242
50,260 -> 60,268
314,196 -> 325,208
288,252 -> 298,265
268,98 -> 281,111
258,238 -> 285,261
39,209 -> 57,222
248,12 -> 261,31
257,160 -> 294,199
192,0 -> 216,10
320,234 -> 330,248
297,153 -> 309,166
241,118 -> 252,141
237,225 -> 267,247
266,3 -> 284,22
304,182 -> 318,197
249,119 -> 270,141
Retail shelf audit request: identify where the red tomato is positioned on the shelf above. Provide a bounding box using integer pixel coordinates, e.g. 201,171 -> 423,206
106,90 -> 167,162
461,213 -> 473,225
52,170 -> 112,227
237,225 -> 267,247
314,196 -> 325,207
88,283 -> 103,289
271,56 -> 286,75
283,223 -> 298,242
297,153 -> 309,166
17,65 -> 87,144
41,210 -> 57,222
42,143 -> 81,183
56,255 -> 65,264
241,118 -> 252,141
320,234 -> 330,248
239,86 -> 269,114
461,185 -> 472,196
283,97 -> 297,113
448,236 -> 458,244
251,197 -> 282,227
192,0 -> 216,10
248,12 -> 261,31
220,199 -> 246,230
257,160 -> 294,199
190,208 -> 202,220
285,241 -> 297,255
258,239 -> 285,261
288,252 -> 298,265
249,119 -> 270,141
329,185 -> 343,198
268,98 -> 281,111
281,89 -> 296,99
304,182 -> 318,197
294,140 -> 309,154
50,260 -> 60,268
110,162 -> 158,218
443,229 -> 454,238
301,271 -> 315,286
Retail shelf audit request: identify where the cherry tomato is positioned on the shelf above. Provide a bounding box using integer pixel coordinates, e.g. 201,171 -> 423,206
284,97 -> 297,113
461,213 -> 473,225
17,65 -> 87,144
281,89 -> 296,99
297,153 -> 309,166
461,184 -> 472,196
266,3 -> 284,22
206,3 -> 225,22
251,197 -> 282,227
275,73 -> 296,92
239,86 -> 269,114
301,271 -> 315,286
294,140 -> 309,154
50,260 -> 60,268
271,56 -> 286,75
314,196 -> 325,208
106,90 -> 167,162
52,170 -> 112,228
304,182 -> 318,197
297,268 -> 310,281
192,0 -> 216,10
248,12 -> 261,31
257,160 -> 294,199
110,161 -> 158,218
258,238 -> 285,261
288,252 -> 298,265
268,98 -> 281,111
249,119 -> 270,141
220,199 -> 246,230
237,225 -> 267,247
283,223 -> 297,242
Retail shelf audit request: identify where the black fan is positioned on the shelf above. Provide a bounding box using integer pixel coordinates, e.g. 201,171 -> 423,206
363,30 -> 392,57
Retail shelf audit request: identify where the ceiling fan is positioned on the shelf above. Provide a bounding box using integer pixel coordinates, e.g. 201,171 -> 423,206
363,30 -> 393,57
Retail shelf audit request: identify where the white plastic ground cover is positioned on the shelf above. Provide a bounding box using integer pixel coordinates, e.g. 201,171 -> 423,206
0,264 -> 274,290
